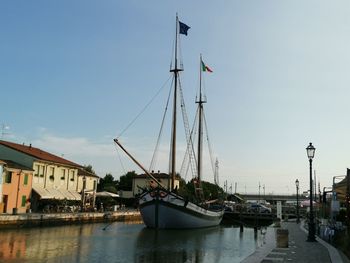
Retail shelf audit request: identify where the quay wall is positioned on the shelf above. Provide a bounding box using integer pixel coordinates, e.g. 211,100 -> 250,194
0,210 -> 142,229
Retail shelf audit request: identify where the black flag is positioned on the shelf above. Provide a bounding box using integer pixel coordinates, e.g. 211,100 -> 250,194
179,21 -> 190,35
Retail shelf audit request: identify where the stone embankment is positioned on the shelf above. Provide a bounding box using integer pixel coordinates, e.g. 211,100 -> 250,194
0,210 -> 142,229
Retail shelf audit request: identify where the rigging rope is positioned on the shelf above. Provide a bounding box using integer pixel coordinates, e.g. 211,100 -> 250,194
178,78 -> 198,179
180,106 -> 198,180
203,111 -> 216,178
117,76 -> 172,138
149,77 -> 173,171
114,143 -> 127,175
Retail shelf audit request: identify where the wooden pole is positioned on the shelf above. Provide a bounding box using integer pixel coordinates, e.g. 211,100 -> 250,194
114,139 -> 166,190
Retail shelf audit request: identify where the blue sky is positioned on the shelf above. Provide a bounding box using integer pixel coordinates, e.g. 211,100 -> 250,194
2,1 -> 350,194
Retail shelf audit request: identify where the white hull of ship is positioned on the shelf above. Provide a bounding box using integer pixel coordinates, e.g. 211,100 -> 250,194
139,190 -> 224,229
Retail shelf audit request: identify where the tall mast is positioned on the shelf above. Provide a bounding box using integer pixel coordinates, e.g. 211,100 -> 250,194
169,15 -> 183,190
196,54 -> 206,182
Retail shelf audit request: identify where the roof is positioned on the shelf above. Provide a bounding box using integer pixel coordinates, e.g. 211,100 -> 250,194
0,159 -> 34,171
77,168 -> 100,178
0,140 -> 82,168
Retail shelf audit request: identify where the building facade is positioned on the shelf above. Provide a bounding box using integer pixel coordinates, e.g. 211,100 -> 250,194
121,172 -> 180,198
77,169 -> 99,210
0,140 -> 99,212
0,160 -> 33,213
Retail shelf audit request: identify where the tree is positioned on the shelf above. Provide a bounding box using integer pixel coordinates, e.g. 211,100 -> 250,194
201,181 -> 223,200
178,178 -> 224,201
83,164 -> 96,174
97,173 -> 119,193
118,171 -> 137,191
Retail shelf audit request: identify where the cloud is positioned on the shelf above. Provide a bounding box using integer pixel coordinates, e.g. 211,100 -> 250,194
30,134 -> 119,177
33,134 -> 115,158
28,132 -> 218,183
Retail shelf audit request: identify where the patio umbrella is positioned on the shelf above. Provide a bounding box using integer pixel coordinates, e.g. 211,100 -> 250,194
95,191 -> 119,197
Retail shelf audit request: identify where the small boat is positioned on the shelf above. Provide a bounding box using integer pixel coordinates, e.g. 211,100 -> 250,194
114,15 -> 224,229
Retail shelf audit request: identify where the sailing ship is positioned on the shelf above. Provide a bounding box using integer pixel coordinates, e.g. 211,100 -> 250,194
114,16 -> 224,229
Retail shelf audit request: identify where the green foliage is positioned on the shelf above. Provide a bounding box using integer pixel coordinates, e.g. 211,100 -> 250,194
201,181 -> 223,200
178,179 -> 194,199
83,165 -> 96,174
178,178 -> 223,201
97,173 -> 119,193
118,171 -> 137,191
104,173 -> 115,185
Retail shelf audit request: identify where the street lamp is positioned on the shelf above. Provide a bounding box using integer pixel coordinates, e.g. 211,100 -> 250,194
295,179 -> 300,224
81,176 -> 86,212
306,142 -> 316,242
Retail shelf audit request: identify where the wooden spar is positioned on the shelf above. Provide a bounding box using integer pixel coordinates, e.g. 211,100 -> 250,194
197,54 -> 203,182
113,138 -> 166,190
171,15 -> 178,191
169,14 -> 182,191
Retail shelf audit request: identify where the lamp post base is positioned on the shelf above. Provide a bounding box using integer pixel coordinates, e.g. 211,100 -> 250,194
307,222 -> 316,242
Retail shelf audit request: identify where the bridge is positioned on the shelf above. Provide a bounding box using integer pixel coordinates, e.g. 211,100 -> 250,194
225,193 -> 310,224
234,193 -> 309,204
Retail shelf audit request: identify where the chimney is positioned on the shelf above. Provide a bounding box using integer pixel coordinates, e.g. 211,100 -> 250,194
29,144 -> 32,149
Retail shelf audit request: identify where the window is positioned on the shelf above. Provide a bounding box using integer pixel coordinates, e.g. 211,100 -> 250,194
93,180 -> 97,190
34,165 -> 39,177
24,174 -> 29,185
5,171 -> 12,184
49,167 -> 55,181
70,171 -> 75,181
39,166 -> 45,177
61,169 -> 65,180
21,195 -> 26,207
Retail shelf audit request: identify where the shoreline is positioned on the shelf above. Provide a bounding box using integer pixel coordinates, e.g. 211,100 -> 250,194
0,210 -> 142,229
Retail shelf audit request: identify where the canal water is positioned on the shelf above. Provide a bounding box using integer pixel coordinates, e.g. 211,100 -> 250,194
0,222 -> 268,263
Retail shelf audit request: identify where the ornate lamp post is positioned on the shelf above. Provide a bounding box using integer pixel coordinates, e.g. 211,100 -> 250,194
295,179 -> 300,223
306,143 -> 316,242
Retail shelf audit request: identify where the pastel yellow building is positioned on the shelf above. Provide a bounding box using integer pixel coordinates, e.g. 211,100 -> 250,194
0,140 -> 99,212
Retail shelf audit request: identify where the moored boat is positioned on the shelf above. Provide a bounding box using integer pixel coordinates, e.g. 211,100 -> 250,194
114,15 -> 224,229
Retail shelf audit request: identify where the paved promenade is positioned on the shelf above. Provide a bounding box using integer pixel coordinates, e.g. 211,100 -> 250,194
243,221 -> 348,263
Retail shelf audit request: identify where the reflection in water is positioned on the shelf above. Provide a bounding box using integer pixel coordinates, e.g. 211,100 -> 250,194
0,224 -> 95,262
0,223 -> 268,263
135,226 -> 267,263
0,233 -> 26,260
135,227 -> 221,263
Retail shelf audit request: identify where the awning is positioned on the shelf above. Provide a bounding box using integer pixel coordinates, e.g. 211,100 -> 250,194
59,189 -> 81,200
33,185 -> 81,200
32,185 -> 53,199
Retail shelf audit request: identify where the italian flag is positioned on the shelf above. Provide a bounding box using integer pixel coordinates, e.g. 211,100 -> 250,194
201,61 -> 213,73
